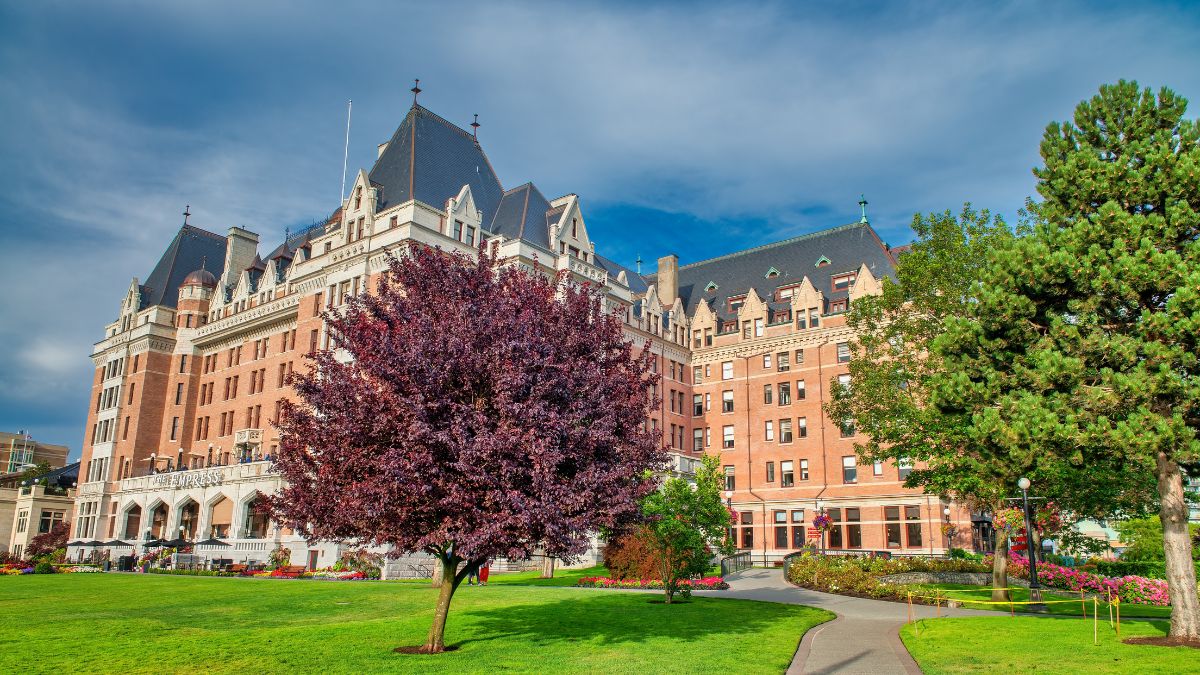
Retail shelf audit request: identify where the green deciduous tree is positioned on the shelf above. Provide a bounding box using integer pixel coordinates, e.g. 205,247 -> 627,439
640,454 -> 733,604
935,81 -> 1199,640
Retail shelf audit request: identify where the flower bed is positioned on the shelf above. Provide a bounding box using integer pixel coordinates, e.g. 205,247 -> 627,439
1006,554 -> 1172,606
575,576 -> 729,590
2,564 -> 34,575
306,569 -> 367,581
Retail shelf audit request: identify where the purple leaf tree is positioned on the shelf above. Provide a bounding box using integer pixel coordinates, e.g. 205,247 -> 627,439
270,244 -> 666,653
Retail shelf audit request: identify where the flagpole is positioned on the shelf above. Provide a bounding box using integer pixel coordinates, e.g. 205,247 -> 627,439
340,99 -> 352,205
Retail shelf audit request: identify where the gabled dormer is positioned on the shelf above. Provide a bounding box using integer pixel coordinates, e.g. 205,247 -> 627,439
342,170 -> 378,245
549,194 -> 594,264
847,263 -> 883,302
736,289 -> 768,338
789,276 -> 825,329
445,184 -> 482,247
117,279 -> 142,332
690,300 -> 717,348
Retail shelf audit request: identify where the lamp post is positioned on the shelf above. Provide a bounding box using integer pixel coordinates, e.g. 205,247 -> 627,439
815,500 -> 824,556
724,490 -> 734,550
1017,477 -> 1042,603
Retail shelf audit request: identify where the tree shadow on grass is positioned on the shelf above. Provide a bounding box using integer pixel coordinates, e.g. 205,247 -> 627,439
454,593 -> 812,649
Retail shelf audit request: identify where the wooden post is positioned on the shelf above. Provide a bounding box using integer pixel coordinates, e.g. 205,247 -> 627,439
907,591 -> 913,625
1093,598 -> 1098,645
1080,589 -> 1086,617
1115,598 -> 1120,639
1107,589 -> 1114,627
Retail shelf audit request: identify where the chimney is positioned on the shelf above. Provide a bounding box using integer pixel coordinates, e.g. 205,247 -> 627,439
657,254 -> 679,306
221,226 -> 260,289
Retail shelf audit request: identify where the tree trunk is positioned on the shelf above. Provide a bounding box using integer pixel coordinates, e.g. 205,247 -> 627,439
540,555 -> 556,579
662,555 -> 673,605
1156,451 -> 1200,640
423,556 -> 460,653
991,535 -> 1010,602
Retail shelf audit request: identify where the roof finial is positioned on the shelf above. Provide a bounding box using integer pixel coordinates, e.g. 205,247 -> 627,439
858,194 -> 869,224
200,255 -> 207,271
182,205 -> 191,226
635,255 -> 643,274
410,78 -> 422,106
470,113 -> 480,140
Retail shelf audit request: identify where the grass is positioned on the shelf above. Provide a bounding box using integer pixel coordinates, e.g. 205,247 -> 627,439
486,564 -> 608,586
912,584 -> 1172,619
0,574 -> 832,674
901,616 -> 1196,674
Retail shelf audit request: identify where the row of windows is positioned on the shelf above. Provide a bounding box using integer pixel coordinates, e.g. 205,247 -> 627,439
201,329 -> 299,375
17,508 -> 64,535
733,504 -> 924,550
195,400 -> 283,441
723,456 -> 913,490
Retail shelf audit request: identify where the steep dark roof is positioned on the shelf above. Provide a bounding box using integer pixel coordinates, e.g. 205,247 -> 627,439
595,254 -> 649,294
369,105 -> 504,222
670,222 -> 896,320
140,225 -> 227,309
489,182 -> 553,249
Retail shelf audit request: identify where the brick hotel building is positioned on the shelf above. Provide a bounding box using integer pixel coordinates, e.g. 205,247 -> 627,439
72,102 -> 975,569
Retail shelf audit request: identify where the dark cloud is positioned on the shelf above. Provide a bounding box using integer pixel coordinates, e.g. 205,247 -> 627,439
1,1 -> 1197,455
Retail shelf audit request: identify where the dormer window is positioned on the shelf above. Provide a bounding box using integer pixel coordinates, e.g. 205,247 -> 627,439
775,283 -> 802,301
816,255 -> 831,268
832,272 -> 857,291
705,281 -> 719,293
764,266 -> 780,279
727,294 -> 746,313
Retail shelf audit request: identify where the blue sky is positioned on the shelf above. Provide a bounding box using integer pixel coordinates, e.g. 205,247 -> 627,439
1,1 -> 1198,457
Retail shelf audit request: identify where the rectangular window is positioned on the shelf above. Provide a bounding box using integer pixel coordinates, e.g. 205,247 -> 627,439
766,461 -> 775,483
797,380 -> 806,400
838,373 -> 851,391
466,225 -> 476,245
792,509 -> 805,523
742,321 -> 751,338
780,460 -> 794,487
841,419 -> 856,437
800,459 -> 809,480
693,428 -> 704,451
846,508 -> 862,548
754,318 -> 764,337
906,506 -> 923,547
722,390 -> 734,413
842,456 -> 857,484
175,382 -> 184,405
792,525 -> 806,548
777,352 -> 789,372
721,361 -> 733,380
779,418 -> 793,443
692,394 -> 703,416
763,384 -> 772,405
170,417 -> 179,441
778,382 -> 791,405
898,458 -> 913,480
837,342 -> 851,363
810,310 -> 820,328
763,353 -> 771,369
764,420 -> 774,441
453,220 -> 463,241
741,526 -> 754,549
722,425 -> 735,449
693,365 -> 702,382
885,506 -> 903,548
796,349 -> 805,365
796,312 -> 807,330
874,461 -> 884,476
798,416 -> 808,438
17,509 -> 29,533
724,465 -> 735,491
775,525 -> 788,549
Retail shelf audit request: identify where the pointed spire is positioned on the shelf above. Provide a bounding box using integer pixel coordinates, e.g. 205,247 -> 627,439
182,205 -> 191,226
200,255 -> 207,271
470,113 -> 480,140
635,255 -> 643,274
410,78 -> 422,106
858,194 -> 869,224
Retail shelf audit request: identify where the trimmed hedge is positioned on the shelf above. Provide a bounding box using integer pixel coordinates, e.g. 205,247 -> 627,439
1093,560 -> 1200,581
148,569 -> 234,577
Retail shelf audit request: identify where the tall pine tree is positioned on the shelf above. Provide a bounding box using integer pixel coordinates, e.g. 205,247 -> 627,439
935,81 -> 1199,640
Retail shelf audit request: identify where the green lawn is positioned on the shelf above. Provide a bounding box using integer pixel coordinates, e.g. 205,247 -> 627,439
486,564 -> 608,586
902,616 -> 1195,674
1,574 -> 831,674
912,584 -> 1172,619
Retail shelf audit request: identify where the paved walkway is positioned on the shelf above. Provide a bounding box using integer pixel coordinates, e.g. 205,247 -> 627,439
694,568 -> 999,674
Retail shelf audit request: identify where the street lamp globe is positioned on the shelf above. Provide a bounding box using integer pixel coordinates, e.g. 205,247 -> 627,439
1017,477 -> 1031,491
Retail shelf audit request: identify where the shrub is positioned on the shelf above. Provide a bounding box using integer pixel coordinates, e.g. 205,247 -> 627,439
603,527 -> 662,581
33,561 -> 55,574
27,522 -> 70,559
576,576 -> 729,591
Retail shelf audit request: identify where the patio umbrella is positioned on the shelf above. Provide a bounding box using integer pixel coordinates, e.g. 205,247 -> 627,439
163,537 -> 190,548
81,540 -> 104,547
141,538 -> 168,548
66,540 -> 85,547
102,539 -> 132,547
194,538 -> 231,547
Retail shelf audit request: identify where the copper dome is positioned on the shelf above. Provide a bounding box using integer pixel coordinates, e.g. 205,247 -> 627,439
182,268 -> 218,287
